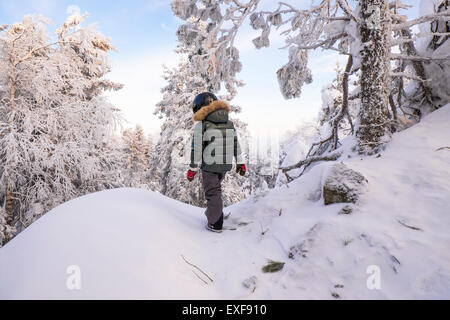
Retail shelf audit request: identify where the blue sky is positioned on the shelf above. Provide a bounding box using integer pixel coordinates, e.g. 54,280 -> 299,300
0,0 -> 422,137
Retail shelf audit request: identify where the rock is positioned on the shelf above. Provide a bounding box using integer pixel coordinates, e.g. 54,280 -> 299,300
338,205 -> 353,215
323,163 -> 368,205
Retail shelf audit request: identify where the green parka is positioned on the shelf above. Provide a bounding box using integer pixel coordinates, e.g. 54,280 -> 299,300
190,100 -> 243,173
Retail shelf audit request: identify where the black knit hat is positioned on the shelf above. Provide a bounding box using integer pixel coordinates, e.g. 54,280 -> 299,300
193,92 -> 218,113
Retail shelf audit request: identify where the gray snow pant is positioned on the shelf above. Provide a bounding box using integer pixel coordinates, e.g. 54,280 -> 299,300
202,170 -> 226,225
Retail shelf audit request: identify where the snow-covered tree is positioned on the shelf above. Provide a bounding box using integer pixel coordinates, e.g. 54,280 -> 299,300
319,62 -> 358,131
390,0 -> 450,120
169,0 -> 450,181
243,0 -> 450,175
0,14 -> 122,231
277,120 -> 319,183
0,207 -> 15,247
121,125 -> 153,189
172,0 -> 259,99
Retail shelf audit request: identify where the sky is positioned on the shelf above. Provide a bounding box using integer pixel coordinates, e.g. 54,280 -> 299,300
0,0 -> 422,137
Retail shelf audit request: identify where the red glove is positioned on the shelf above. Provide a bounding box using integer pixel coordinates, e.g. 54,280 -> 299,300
236,164 -> 246,176
187,170 -> 197,182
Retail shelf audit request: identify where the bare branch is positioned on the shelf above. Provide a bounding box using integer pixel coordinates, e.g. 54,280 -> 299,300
388,94 -> 398,122
397,220 -> 423,231
192,270 -> 209,285
181,255 -> 214,283
342,54 -> 354,136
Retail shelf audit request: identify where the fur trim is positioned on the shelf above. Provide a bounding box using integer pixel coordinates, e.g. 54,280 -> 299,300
193,100 -> 231,122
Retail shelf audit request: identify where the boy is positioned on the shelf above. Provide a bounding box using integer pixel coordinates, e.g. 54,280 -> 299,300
187,92 -> 246,233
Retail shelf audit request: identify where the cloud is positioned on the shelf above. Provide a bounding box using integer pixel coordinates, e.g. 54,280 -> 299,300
0,0 -> 57,20
145,0 -> 172,13
66,4 -> 81,15
161,23 -> 174,32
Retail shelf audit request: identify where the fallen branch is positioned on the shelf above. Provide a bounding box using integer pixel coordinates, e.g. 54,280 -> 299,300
192,270 -> 208,285
281,149 -> 343,173
397,220 -> 423,231
181,255 -> 214,283
436,146 -> 450,151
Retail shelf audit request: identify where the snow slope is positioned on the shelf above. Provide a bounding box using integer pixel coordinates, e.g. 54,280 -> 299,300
0,105 -> 449,300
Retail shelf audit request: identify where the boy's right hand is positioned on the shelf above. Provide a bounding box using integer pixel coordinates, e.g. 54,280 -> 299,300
187,170 -> 197,182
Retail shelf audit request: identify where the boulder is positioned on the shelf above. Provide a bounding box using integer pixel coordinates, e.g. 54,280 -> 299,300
323,163 -> 368,205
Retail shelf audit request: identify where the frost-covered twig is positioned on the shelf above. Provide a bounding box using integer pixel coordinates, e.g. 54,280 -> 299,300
390,53 -> 450,62
293,32 -> 347,50
390,72 -> 429,82
392,12 -> 450,31
336,0 -> 359,23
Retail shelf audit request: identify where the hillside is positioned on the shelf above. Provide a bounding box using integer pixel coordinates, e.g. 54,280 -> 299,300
0,104 -> 449,300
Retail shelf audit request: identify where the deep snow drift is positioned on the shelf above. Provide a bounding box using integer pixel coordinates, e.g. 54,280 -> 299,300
0,105 -> 449,299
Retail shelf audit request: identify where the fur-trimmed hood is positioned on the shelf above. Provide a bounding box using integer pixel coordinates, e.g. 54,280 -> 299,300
193,100 -> 231,122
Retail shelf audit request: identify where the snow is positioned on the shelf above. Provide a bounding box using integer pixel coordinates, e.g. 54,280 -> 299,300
1,105 -> 450,299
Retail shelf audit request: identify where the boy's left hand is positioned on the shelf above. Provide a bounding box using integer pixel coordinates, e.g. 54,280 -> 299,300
187,170 -> 197,182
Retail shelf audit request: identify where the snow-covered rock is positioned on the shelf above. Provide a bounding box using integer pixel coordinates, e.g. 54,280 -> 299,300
322,163 -> 368,205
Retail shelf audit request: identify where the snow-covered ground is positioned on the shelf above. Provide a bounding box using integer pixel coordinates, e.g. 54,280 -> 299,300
0,105 -> 449,300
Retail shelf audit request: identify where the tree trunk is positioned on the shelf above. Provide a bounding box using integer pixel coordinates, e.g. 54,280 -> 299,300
357,0 -> 392,154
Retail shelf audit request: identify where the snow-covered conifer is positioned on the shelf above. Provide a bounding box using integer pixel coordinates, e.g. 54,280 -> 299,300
172,0 -> 259,99
0,14 -> 122,231
121,125 -> 153,189
0,207 -> 15,247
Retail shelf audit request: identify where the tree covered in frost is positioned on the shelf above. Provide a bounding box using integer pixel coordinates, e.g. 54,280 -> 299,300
0,207 -> 15,247
171,0 -> 260,99
169,0 -> 450,181
244,0 -> 450,177
121,125 -> 154,189
390,0 -> 450,121
318,62 -> 358,132
151,58 -> 250,207
0,14 -> 122,232
277,120 -> 319,184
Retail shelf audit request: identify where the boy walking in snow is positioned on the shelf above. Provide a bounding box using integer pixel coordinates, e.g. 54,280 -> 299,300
187,92 -> 246,233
